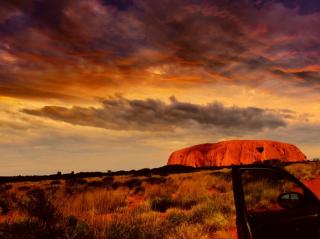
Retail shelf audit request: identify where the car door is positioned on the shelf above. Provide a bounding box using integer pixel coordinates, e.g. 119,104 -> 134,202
232,166 -> 320,239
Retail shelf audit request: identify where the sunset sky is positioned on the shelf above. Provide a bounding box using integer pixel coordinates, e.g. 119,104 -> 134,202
0,0 -> 320,175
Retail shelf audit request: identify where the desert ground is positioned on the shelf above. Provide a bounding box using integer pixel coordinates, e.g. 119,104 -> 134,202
0,162 -> 319,239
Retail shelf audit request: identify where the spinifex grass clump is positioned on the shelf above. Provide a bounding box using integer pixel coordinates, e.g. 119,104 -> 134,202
0,188 -> 94,239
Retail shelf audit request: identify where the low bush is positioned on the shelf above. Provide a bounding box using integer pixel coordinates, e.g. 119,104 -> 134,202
88,180 -> 104,187
124,178 -> 142,189
50,180 -> 61,186
0,198 -> 10,215
102,176 -> 114,184
0,217 -> 94,239
20,189 -> 60,223
166,208 -> 189,226
18,186 -> 31,191
150,196 -> 173,212
0,184 -> 13,191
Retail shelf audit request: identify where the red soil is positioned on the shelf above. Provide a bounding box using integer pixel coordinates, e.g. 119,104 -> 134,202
127,195 -> 144,209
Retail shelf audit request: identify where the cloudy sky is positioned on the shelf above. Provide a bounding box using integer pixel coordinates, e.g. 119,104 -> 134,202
0,0 -> 320,175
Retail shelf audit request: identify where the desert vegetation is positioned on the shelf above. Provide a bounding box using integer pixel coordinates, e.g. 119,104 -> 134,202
286,161 -> 320,180
0,161 -> 319,239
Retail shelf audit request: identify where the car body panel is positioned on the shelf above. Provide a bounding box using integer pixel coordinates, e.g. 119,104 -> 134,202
232,165 -> 320,239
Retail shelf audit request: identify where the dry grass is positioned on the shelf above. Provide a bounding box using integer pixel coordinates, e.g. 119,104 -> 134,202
62,188 -> 129,216
285,161 -> 320,180
1,162 -> 319,239
0,169 -> 236,238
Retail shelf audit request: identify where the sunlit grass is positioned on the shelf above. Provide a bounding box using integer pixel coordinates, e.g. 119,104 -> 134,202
0,162 -> 319,239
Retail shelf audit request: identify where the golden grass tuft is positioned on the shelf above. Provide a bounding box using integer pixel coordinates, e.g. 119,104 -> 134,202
62,188 -> 129,217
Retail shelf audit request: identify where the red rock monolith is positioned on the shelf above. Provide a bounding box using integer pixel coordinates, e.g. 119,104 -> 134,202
167,140 -> 306,167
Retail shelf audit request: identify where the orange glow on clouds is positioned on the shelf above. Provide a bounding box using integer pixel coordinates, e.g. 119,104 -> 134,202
0,0 -> 320,175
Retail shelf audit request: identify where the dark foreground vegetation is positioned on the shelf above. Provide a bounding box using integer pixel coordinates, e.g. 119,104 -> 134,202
0,161 -> 319,239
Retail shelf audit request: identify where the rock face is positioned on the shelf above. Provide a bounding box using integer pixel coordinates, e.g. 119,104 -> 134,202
167,140 -> 306,167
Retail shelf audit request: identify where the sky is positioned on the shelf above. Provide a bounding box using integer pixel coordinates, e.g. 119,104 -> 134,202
0,0 -> 320,175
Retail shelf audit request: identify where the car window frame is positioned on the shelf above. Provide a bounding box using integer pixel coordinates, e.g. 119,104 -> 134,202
232,165 -> 320,239
240,168 -> 308,213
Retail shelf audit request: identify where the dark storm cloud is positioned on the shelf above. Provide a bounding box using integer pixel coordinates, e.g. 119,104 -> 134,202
0,1 -> 72,42
283,0 -> 320,14
272,69 -> 320,87
294,71 -> 320,85
135,1 -> 248,65
255,0 -> 320,15
0,0 -> 320,99
22,96 -> 287,131
101,0 -> 134,10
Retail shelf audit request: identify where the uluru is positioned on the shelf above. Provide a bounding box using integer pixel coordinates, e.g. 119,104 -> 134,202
167,140 -> 306,167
